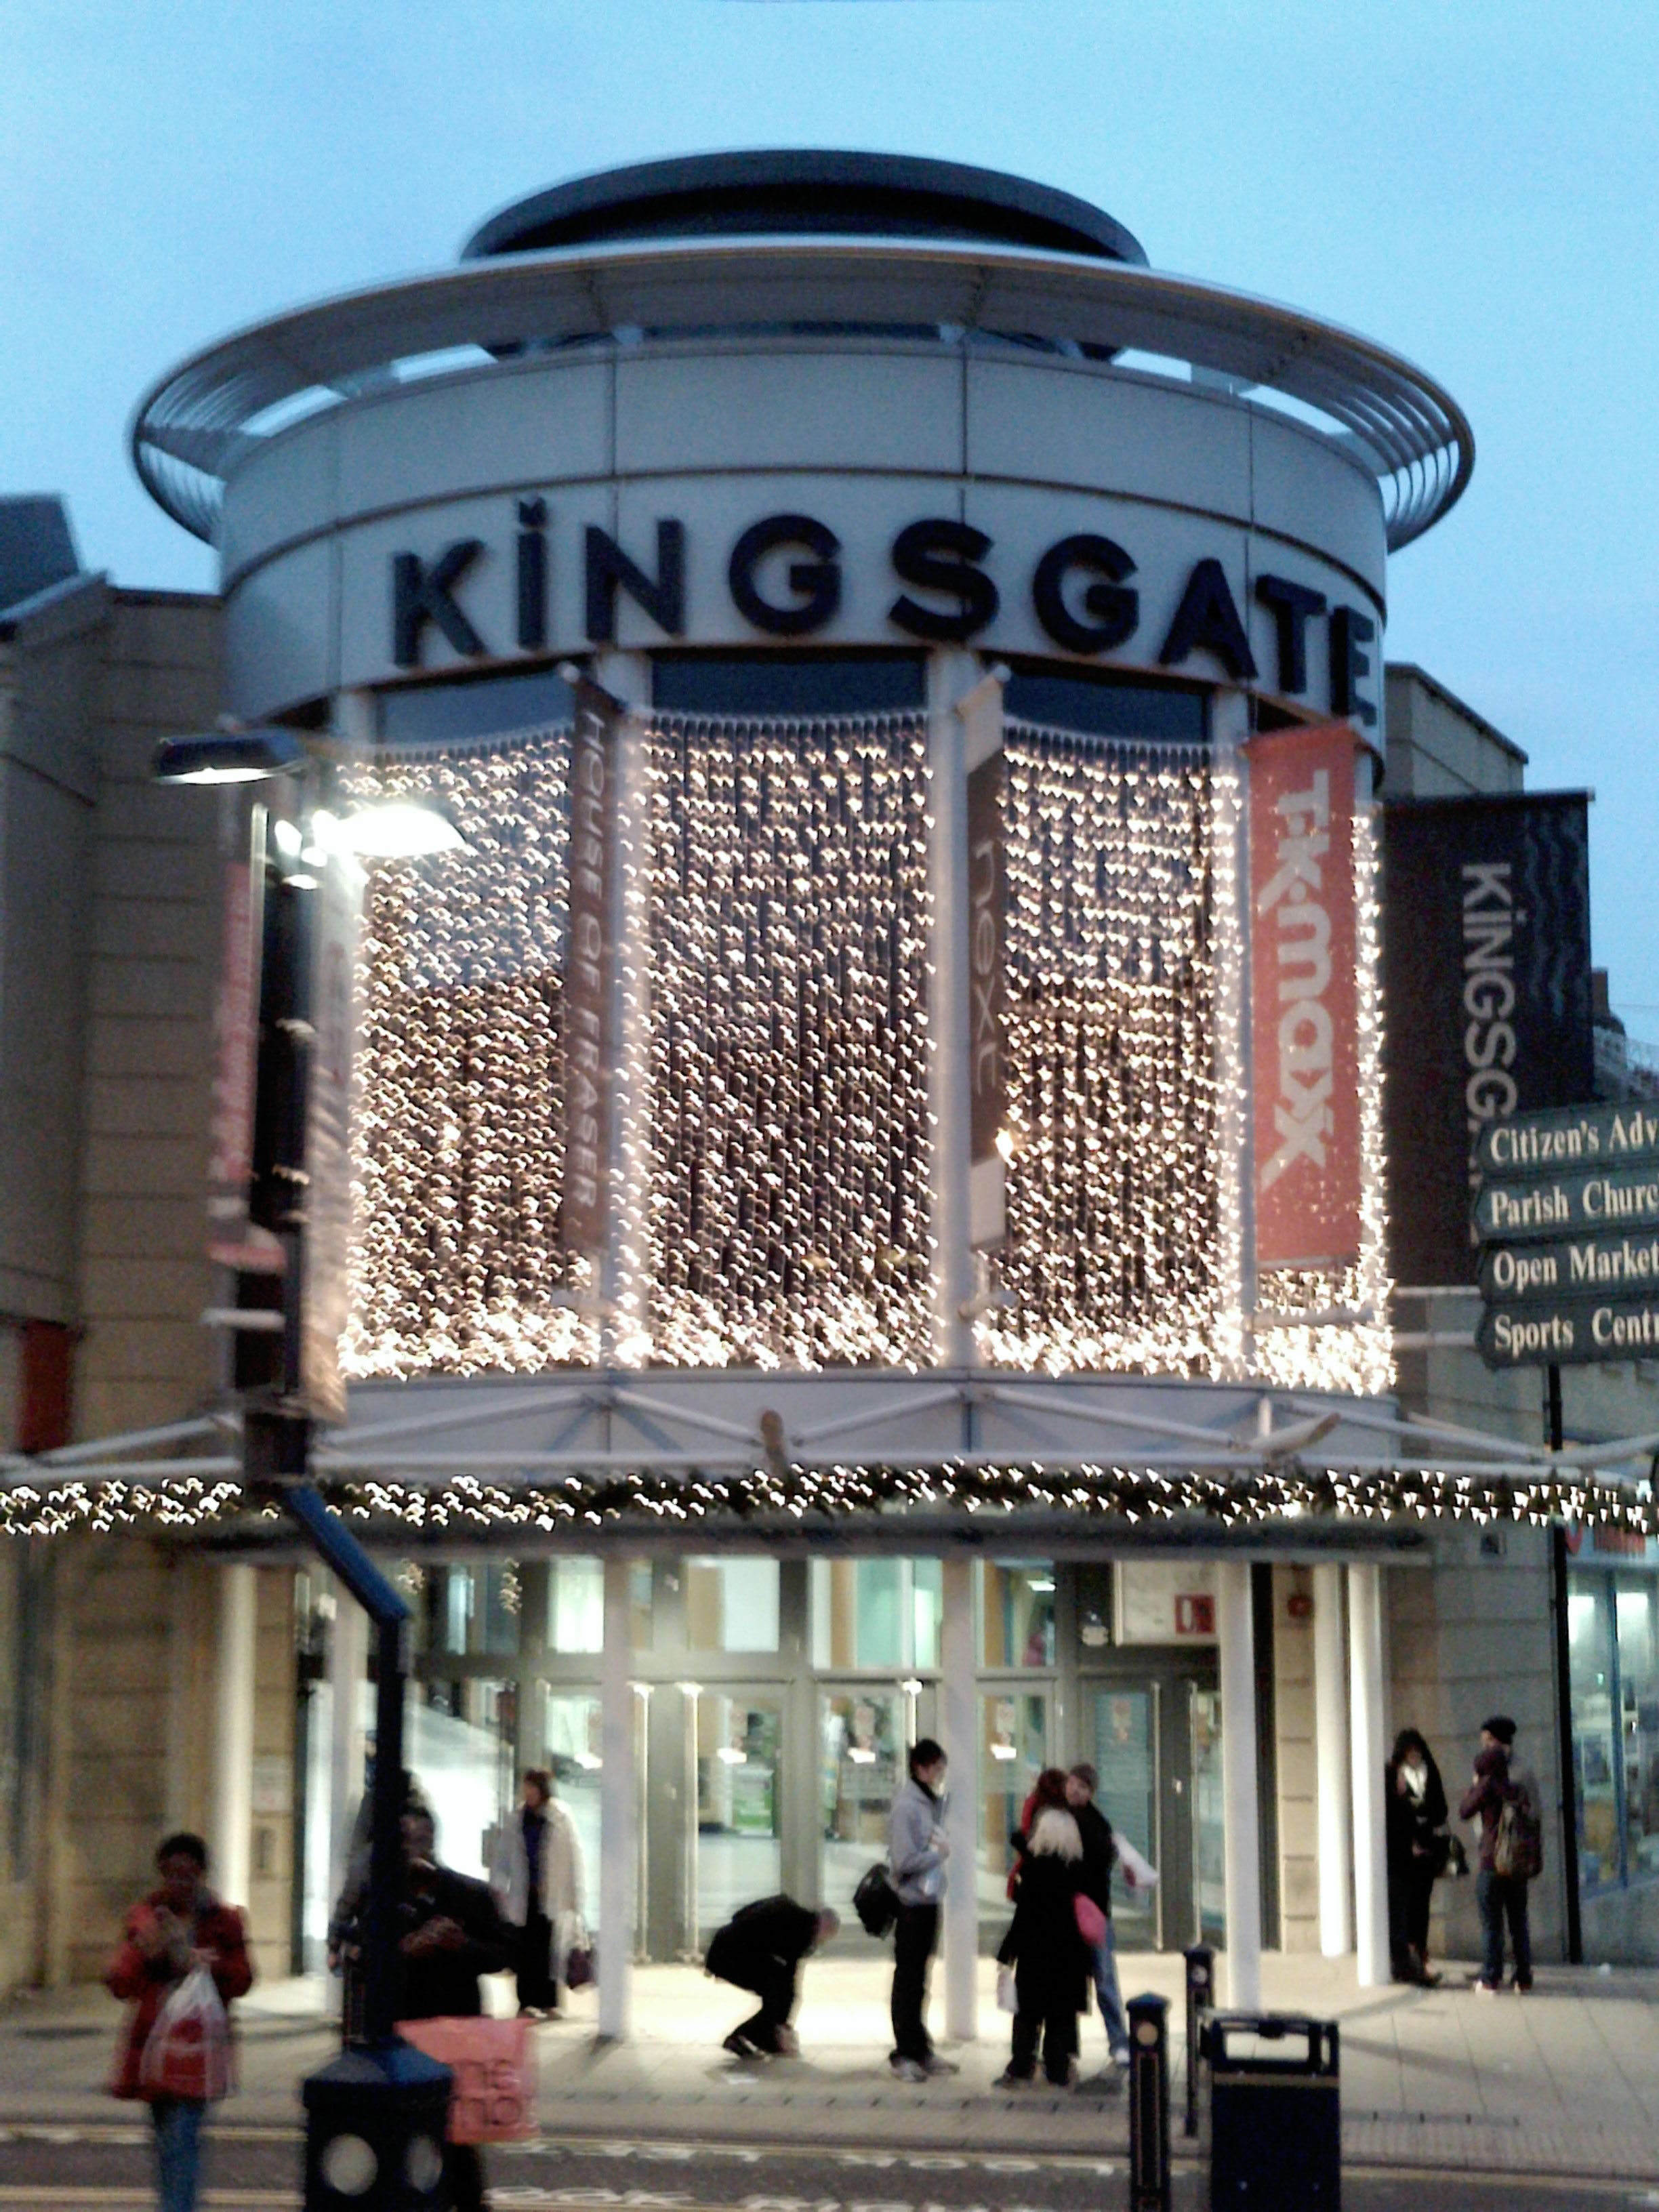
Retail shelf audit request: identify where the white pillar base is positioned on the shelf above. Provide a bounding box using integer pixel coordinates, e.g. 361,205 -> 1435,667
1217,1559 -> 1263,2012
211,1564 -> 257,1908
1312,1563 -> 1353,1958
941,1557 -> 978,2042
598,1557 -> 636,2039
1348,1563 -> 1389,1988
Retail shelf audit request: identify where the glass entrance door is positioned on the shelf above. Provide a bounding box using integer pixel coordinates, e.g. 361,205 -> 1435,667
1190,1685 -> 1225,1945
819,1687 -> 905,1929
1090,1685 -> 1160,1948
694,1689 -> 783,1944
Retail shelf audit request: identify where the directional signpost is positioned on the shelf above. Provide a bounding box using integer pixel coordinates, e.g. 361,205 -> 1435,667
1473,1102 -> 1659,1370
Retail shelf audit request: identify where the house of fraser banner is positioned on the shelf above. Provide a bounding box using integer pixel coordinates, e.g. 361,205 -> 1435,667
1248,722 -> 1363,1271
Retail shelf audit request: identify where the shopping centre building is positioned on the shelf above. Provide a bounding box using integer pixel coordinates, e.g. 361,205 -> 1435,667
4,152 -> 1659,2010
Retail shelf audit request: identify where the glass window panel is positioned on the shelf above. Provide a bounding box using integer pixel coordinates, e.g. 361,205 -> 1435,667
1618,1581 -> 1659,1883
379,667 -> 573,748
537,1689 -> 602,1912
631,1562 -> 655,1653
652,651 -> 925,717
819,1689 -> 904,1933
1003,668 -> 1206,743
685,1558 -> 781,1654
548,1557 -> 605,1654
980,1561 -> 1057,1669
979,1689 -> 1050,1919
856,1559 -> 905,1670
911,1559 -> 943,1671
406,1675 -> 516,1881
695,1692 -> 783,1942
1570,1576 -> 1619,1892
1191,1685 -> 1225,1944
1092,1686 -> 1158,1941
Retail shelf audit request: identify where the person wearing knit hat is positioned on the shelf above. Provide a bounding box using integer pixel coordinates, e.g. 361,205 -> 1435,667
1459,1718 -> 1539,1993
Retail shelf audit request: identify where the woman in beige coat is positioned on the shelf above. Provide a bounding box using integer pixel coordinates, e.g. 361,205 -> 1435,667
489,1769 -> 585,2018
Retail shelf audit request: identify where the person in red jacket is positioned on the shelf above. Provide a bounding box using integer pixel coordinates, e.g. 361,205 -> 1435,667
106,1832 -> 253,2212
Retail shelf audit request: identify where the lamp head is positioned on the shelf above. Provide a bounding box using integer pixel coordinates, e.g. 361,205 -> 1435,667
152,726 -> 307,785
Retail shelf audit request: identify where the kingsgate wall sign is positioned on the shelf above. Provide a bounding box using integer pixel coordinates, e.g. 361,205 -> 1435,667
382,508 -> 1380,719
1248,722 -> 1364,1271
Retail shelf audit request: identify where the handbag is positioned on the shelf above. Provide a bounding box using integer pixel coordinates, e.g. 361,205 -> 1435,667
1074,1893 -> 1107,1946
853,1862 -> 899,1938
139,1965 -> 232,2104
996,1963 -> 1018,2015
396,2015 -> 538,2144
564,1936 -> 596,1990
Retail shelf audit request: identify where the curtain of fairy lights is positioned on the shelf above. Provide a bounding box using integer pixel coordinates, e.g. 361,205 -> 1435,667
977,723 -> 1229,1376
343,726 -> 595,1378
645,710 -> 933,1366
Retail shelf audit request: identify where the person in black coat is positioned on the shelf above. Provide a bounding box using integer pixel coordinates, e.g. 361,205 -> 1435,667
996,1807 -> 1090,2088
705,1896 -> 840,2057
1385,1728 -> 1448,1985
390,1807 -> 514,2212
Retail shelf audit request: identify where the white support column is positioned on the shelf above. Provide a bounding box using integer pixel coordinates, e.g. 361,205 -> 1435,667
1348,1563 -> 1389,1988
941,1555 -> 979,2042
1312,1563 -> 1353,1957
1216,1559 -> 1262,2011
327,1578 -> 369,1920
924,648 -> 979,1367
210,1563 -> 258,1909
598,1555 -> 636,2039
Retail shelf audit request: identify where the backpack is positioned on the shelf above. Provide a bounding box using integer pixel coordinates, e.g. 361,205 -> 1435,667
853,1862 -> 898,1938
1492,1779 -> 1542,1881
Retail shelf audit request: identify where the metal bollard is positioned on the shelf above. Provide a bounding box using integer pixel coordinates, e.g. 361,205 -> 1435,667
1126,1992 -> 1170,2212
1182,1943 -> 1214,2139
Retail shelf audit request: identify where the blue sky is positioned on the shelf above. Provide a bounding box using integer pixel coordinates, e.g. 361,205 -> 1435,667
4,1 -> 1656,1023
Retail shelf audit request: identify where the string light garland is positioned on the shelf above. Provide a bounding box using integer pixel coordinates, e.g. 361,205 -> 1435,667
644,710 -> 933,1367
6,1462 -> 1654,1539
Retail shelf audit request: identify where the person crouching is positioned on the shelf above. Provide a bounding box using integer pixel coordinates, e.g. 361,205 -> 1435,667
996,1807 -> 1088,2089
705,1895 -> 840,2058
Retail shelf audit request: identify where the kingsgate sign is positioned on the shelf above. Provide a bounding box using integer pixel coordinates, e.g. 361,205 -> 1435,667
1248,723 -> 1364,1271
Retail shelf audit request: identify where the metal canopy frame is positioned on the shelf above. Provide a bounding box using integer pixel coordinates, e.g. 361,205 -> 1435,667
3,1368 -> 1653,1539
131,233 -> 1471,552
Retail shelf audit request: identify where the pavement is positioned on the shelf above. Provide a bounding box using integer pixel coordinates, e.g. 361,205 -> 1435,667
5,1952 -> 1659,2184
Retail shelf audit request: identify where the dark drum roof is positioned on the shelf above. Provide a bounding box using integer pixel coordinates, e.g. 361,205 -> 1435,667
462,150 -> 1148,268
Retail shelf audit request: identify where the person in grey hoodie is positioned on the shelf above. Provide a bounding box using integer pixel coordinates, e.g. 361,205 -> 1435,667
887,1738 -> 954,2081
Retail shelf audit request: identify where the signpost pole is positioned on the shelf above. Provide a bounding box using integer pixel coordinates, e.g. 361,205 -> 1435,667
1546,1361 -> 1584,1964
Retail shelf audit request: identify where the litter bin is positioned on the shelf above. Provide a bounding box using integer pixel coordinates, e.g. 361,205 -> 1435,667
1200,2014 -> 1339,2211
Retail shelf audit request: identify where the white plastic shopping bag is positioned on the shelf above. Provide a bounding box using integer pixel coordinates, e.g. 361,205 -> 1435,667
140,1965 -> 232,2104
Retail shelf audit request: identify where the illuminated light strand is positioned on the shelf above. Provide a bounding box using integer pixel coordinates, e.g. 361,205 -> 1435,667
644,712 -> 934,1368
979,724 -> 1227,1376
1252,800 -> 1394,1397
7,1465 -> 1656,1538
342,726 -> 597,1380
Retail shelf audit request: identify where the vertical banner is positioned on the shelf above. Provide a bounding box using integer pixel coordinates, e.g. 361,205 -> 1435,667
1381,792 -> 1592,1286
207,817 -> 283,1275
962,673 -> 1006,1250
563,676 -> 619,1256
300,849 -> 362,1427
1248,722 -> 1363,1269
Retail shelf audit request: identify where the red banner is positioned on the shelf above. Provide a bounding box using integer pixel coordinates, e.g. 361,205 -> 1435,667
1248,722 -> 1362,1270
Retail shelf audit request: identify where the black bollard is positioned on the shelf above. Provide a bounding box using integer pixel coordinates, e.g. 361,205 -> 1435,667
1126,1992 -> 1170,2212
1182,1943 -> 1214,2139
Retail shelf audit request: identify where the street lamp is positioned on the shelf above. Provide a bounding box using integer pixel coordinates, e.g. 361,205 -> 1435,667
155,725 -> 455,2209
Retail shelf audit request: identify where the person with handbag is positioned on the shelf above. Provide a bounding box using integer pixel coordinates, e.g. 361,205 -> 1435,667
995,1806 -> 1089,2089
105,1832 -> 253,2212
489,1768 -> 585,2020
392,1805 -> 514,2212
886,1738 -> 954,2083
1063,1763 -> 1130,2073
1385,1728 -> 1450,1985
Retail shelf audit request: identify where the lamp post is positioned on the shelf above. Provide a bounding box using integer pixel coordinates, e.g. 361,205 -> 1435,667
157,731 -> 465,2208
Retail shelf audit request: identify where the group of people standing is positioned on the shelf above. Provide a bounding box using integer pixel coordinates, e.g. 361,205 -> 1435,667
1386,1714 -> 1542,1994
